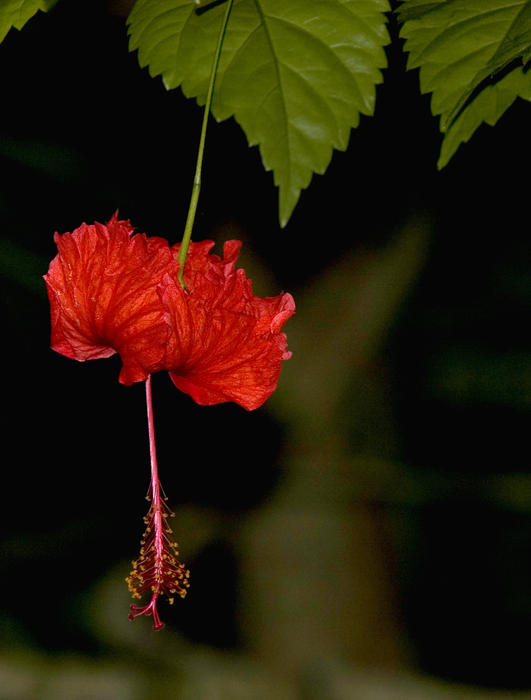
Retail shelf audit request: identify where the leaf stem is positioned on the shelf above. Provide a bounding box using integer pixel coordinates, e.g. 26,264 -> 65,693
177,0 -> 234,287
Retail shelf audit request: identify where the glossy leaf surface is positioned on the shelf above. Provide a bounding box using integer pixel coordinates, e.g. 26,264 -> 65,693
399,0 -> 531,166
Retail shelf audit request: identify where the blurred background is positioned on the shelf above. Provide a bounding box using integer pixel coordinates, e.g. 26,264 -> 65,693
1,1 -> 530,698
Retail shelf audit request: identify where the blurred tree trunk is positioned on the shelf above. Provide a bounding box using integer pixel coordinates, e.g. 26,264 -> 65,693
237,214 -> 430,677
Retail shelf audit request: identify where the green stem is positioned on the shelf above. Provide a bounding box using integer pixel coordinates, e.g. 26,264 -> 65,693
178,0 -> 234,287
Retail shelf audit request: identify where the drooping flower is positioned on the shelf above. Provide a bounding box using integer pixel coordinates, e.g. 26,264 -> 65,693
45,216 -> 295,410
45,215 -> 294,629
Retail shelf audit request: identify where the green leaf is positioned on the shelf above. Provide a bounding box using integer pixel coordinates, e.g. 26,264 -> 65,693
0,0 -> 57,44
438,67 -> 531,168
399,0 -> 531,166
128,0 -> 390,226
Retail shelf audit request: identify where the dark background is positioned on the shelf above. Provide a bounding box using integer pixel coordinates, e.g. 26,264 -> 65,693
1,0 -> 530,695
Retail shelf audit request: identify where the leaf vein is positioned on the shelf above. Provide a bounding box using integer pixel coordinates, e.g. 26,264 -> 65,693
280,62 -> 341,145
414,6 -> 523,66
252,0 -> 290,185
268,14 -> 369,107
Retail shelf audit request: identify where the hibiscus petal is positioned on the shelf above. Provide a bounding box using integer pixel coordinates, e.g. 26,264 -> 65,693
163,241 -> 295,410
44,214 -> 178,384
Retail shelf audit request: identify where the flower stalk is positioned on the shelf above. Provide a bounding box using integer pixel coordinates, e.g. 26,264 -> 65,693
177,0 -> 234,287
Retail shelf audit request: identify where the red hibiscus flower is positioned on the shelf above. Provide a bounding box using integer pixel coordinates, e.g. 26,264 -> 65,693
44,215 -> 295,410
45,214 -> 294,629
